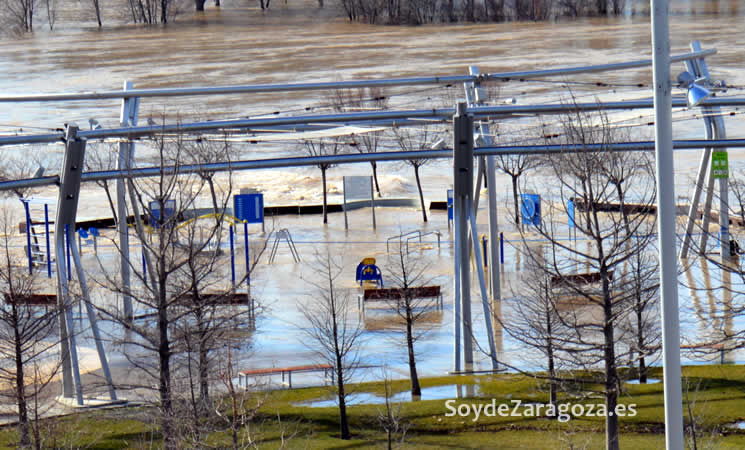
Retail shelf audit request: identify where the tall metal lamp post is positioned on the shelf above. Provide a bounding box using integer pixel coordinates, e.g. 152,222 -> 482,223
651,1 -> 685,448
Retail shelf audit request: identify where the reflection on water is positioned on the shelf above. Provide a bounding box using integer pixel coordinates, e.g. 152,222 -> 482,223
294,383 -> 480,407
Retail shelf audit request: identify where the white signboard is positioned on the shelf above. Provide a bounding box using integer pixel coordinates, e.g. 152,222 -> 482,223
344,176 -> 371,200
343,176 -> 376,230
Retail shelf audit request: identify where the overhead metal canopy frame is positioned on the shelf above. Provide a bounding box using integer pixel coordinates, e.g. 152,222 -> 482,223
0,44 -> 734,448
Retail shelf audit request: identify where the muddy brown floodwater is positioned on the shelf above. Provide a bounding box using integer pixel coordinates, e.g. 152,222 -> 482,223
1,0 -> 745,132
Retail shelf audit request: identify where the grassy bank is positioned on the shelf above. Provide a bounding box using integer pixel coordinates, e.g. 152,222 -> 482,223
2,365 -> 745,448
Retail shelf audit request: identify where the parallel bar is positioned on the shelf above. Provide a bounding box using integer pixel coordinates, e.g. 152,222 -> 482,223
0,49 -> 715,103
45,204 -> 51,278
5,96 -> 745,147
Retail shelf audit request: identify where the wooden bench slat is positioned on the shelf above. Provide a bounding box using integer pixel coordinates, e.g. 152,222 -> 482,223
363,286 -> 441,301
240,363 -> 332,376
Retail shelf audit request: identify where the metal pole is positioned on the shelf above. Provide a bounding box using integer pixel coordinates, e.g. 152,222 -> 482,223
244,221 -> 250,286
651,1 -> 685,448
117,81 -> 135,323
454,103 -> 474,371
468,203 -> 498,370
65,225 -> 71,282
370,176 -> 376,230
45,203 -> 51,278
23,200 -> 33,275
229,224 -> 235,288
69,233 -> 117,401
343,177 -> 348,231
55,126 -> 86,405
689,41 -> 731,264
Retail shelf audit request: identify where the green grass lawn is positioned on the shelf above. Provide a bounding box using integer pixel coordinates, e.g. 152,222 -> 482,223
2,365 -> 745,449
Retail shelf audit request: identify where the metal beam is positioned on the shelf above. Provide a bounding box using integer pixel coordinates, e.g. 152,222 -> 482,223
0,49 -> 715,103
5,139 -> 745,193
5,96 -> 745,147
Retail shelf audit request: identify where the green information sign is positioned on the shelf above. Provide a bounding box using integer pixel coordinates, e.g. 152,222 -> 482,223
712,151 -> 729,179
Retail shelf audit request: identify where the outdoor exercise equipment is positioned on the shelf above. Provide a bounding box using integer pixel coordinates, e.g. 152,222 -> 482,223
21,197 -> 54,278
355,257 -> 383,288
268,229 -> 300,264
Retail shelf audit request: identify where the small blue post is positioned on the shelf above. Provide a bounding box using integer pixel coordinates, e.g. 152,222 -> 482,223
44,204 -> 51,278
142,248 -> 148,288
23,200 -> 33,275
481,236 -> 488,268
229,224 -> 235,287
243,221 -> 250,286
65,224 -> 72,281
500,232 -> 504,265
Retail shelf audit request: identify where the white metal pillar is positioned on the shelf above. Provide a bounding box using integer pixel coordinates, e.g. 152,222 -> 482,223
453,103 -> 474,371
117,81 -> 139,322
651,1 -> 685,448
55,126 -> 86,405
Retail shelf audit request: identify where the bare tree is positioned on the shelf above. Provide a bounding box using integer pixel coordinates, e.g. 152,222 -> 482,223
0,208 -> 60,448
298,250 -> 364,440
85,142 -> 120,224
502,247 -> 572,411
376,367 -> 409,449
329,87 -> 389,197
517,106 -> 658,450
94,133 -> 252,448
393,126 -> 443,223
302,140 -> 344,225
382,238 -> 440,397
495,151 -> 541,226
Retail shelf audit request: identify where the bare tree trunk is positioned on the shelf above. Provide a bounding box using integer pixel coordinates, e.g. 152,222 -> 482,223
336,362 -> 350,439
602,270 -> 620,450
322,166 -> 328,224
14,308 -> 30,448
636,305 -> 647,383
195,0 -> 206,10
158,266 -> 175,448
414,165 -> 427,222
405,312 -> 421,396
371,162 -> 381,197
511,174 -> 520,225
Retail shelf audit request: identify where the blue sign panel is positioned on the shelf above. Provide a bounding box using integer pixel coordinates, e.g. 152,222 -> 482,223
521,193 -> 541,227
447,189 -> 454,221
568,199 -> 575,228
149,199 -> 176,228
234,194 -> 264,224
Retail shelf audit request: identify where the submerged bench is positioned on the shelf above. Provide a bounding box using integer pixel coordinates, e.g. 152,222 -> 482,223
550,271 -> 614,290
358,285 -> 443,313
239,363 -> 333,389
3,293 -> 56,306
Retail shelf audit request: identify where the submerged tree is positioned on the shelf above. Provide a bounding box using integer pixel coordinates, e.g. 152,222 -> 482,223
303,140 -> 344,225
0,208 -> 59,448
393,126 -> 444,223
515,106 -> 658,450
383,238 -> 440,397
299,251 -> 364,440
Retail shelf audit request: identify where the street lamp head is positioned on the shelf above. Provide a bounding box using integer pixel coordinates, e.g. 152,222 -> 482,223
677,71 -> 713,108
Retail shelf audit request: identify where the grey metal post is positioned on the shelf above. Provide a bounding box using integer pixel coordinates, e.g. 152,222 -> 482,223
69,240 -> 117,401
370,176 -> 376,230
55,126 -> 86,405
117,81 -> 137,322
689,41 -> 730,263
467,203 -> 498,370
651,2 -> 685,449
468,65 -> 501,301
343,177 -> 349,231
679,47 -> 711,260
454,103 -> 474,371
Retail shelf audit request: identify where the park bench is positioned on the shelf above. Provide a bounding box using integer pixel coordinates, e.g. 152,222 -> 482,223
238,363 -> 333,389
3,293 -> 56,306
550,271 -> 614,290
358,285 -> 443,313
